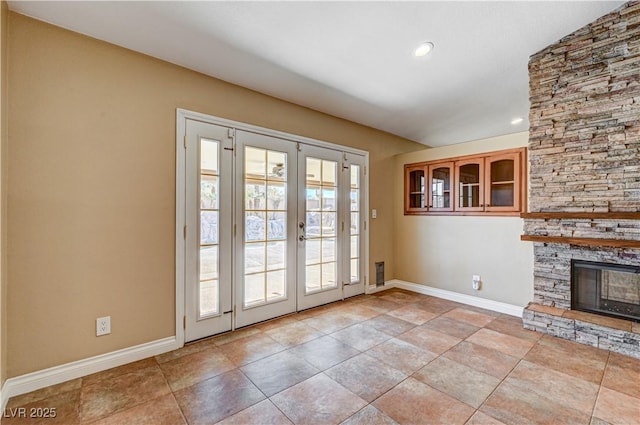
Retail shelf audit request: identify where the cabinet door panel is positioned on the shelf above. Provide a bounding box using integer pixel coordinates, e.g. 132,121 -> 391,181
455,159 -> 485,211
485,152 -> 520,212
404,164 -> 428,213
428,162 -> 454,212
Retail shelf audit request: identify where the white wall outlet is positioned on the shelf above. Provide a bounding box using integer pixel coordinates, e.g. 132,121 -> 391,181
96,316 -> 111,336
472,275 -> 481,291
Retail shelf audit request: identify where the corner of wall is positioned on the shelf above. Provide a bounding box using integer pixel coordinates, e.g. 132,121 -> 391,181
1,0 -> 9,393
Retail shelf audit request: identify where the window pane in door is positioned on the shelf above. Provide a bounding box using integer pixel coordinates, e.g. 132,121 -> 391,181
244,146 -> 288,308
199,138 -> 220,318
349,165 -> 360,283
305,157 -> 338,293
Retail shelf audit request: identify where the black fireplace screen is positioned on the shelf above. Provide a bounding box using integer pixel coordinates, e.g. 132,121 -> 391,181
571,260 -> 640,323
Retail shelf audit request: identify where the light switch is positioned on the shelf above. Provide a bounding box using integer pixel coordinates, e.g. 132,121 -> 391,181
372,209 -> 377,219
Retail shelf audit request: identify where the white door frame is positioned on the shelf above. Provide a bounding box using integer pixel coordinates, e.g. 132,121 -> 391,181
176,108 -> 370,345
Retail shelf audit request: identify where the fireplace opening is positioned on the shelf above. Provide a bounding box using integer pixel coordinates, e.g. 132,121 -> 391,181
571,260 -> 640,323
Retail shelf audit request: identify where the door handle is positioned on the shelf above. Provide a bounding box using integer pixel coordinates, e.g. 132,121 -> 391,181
298,221 -> 306,242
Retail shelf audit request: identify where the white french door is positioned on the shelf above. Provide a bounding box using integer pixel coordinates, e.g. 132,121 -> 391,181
297,147 -> 367,310
234,131 -> 298,328
343,152 -> 366,299
181,113 -> 367,341
297,145 -> 345,310
185,120 -> 234,342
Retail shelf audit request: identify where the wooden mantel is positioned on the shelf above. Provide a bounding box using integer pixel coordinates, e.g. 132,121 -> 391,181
520,212 -> 640,248
521,212 -> 640,220
520,235 -> 640,249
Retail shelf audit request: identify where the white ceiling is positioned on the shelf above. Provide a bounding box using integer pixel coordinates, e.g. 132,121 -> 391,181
8,1 -> 626,147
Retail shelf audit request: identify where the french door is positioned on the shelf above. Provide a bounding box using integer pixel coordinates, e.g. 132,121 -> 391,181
294,146 -> 367,311
184,120 -> 234,341
182,116 -> 366,341
234,131 -> 298,328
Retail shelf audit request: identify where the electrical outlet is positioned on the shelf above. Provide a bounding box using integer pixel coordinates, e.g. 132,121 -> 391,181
472,275 -> 481,291
96,316 -> 111,336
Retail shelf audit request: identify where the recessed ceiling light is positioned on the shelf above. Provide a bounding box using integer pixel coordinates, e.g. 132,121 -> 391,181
414,42 -> 434,57
511,117 -> 524,125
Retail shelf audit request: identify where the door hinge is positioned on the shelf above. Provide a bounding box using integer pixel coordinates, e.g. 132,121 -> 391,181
364,276 -> 367,285
234,224 -> 237,237
341,221 -> 344,232
297,142 -> 301,152
183,315 -> 186,329
364,165 -> 367,175
183,225 -> 187,239
364,221 -> 367,231
183,135 -> 187,149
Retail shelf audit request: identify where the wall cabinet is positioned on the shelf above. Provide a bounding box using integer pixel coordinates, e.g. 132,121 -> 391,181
404,161 -> 454,213
404,148 -> 526,216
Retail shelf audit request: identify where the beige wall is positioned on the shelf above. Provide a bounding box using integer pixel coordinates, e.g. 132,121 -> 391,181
393,132 -> 534,307
6,13 -> 423,377
1,0 -> 8,388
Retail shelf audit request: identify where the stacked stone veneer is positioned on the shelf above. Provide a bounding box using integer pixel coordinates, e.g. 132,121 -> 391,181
523,2 -> 640,356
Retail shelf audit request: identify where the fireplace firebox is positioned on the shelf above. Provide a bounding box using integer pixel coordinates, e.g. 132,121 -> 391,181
571,260 -> 640,323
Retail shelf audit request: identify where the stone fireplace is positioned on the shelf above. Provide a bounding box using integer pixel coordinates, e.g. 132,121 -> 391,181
521,2 -> 640,358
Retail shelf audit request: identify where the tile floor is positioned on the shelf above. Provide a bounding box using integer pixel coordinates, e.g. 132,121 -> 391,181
4,289 -> 640,425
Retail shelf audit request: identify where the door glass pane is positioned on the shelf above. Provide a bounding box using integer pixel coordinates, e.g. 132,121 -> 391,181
201,139 -> 219,173
266,270 -> 286,301
490,160 -> 515,207
408,169 -> 425,208
199,138 -> 220,318
305,158 -> 338,293
244,146 -> 288,308
459,163 -> 480,208
200,246 -> 219,281
349,165 -> 360,283
267,241 -> 286,270
245,242 -> 266,274
491,160 -> 514,182
431,166 -> 450,209
267,212 -> 286,240
201,175 -> 218,209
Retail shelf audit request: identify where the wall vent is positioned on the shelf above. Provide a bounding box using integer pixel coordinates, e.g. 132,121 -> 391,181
375,262 -> 385,286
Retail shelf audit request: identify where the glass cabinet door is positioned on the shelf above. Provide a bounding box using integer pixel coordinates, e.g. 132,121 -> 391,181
428,162 -> 453,212
485,152 -> 521,212
405,164 -> 427,213
455,159 -> 484,211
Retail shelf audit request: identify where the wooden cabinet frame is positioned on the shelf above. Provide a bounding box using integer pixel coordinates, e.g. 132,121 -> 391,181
404,161 -> 455,214
404,147 -> 527,216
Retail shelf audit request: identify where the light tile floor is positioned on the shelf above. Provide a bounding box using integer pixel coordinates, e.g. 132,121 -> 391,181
4,289 -> 640,425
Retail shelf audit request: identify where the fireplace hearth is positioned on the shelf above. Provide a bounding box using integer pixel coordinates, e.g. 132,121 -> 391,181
572,260 -> 640,323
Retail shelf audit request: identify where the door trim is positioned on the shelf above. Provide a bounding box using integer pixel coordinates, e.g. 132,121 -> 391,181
176,108 -> 369,344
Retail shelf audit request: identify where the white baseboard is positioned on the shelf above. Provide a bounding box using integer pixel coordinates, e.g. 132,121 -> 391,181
384,279 -> 524,317
364,283 -> 390,295
1,336 -> 180,409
